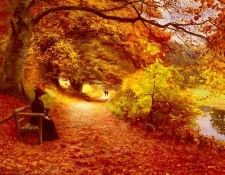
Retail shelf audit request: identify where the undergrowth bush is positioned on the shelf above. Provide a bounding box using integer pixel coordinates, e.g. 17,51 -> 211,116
108,61 -> 200,135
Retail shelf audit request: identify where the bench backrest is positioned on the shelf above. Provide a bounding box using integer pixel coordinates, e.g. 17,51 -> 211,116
14,105 -> 45,144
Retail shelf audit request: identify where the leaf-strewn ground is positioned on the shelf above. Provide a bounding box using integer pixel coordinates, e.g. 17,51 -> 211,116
1,92 -> 225,174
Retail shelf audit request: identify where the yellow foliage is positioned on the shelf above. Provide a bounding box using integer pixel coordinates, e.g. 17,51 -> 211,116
145,42 -> 160,55
55,40 -> 79,60
109,60 -> 197,123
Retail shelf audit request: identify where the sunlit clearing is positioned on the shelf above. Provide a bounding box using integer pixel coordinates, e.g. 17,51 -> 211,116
59,77 -> 70,89
44,88 -> 97,111
44,88 -> 78,104
82,84 -> 103,97
99,93 -> 110,100
82,84 -> 93,93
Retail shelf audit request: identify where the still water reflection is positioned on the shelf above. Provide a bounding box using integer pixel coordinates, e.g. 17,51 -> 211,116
197,107 -> 225,141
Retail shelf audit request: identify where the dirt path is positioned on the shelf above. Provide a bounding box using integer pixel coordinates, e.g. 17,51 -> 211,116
1,94 -> 225,174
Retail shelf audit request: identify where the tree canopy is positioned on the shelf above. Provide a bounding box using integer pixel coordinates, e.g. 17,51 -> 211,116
0,0 -> 224,93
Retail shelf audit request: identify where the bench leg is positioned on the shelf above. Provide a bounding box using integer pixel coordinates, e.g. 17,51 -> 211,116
39,132 -> 42,144
39,118 -> 43,144
14,114 -> 22,141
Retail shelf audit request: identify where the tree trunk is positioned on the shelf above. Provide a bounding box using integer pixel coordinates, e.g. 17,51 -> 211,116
3,32 -> 31,93
0,2 -> 32,95
70,79 -> 83,93
148,71 -> 156,121
38,61 -> 61,88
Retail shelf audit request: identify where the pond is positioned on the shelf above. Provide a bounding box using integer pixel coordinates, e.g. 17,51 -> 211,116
197,107 -> 225,141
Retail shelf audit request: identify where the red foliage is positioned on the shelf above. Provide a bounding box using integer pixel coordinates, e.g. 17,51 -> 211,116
0,93 -> 225,173
0,12 -> 9,20
0,94 -> 26,117
0,11 -> 9,34
0,24 -> 9,34
0,94 -> 27,141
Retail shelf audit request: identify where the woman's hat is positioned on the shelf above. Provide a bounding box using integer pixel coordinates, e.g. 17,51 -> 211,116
34,87 -> 46,97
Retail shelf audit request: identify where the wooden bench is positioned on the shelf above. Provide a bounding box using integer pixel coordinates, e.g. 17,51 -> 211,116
13,105 -> 45,144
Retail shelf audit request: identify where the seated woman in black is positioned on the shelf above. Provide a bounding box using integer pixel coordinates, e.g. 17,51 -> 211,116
30,87 -> 59,141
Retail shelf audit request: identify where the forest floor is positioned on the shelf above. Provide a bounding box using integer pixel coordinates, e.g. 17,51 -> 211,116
1,91 -> 225,174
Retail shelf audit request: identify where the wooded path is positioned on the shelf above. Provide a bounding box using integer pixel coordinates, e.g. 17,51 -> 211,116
1,94 -> 225,174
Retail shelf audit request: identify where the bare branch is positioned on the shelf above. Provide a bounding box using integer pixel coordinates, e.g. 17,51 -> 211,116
131,4 -> 142,17
174,26 -> 206,39
141,18 -> 207,39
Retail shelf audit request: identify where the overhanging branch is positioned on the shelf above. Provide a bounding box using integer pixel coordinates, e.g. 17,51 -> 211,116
140,18 -> 207,39
32,6 -> 140,24
32,5 -> 207,39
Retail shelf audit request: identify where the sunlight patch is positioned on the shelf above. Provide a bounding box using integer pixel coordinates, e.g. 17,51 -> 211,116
192,88 -> 210,99
73,102 -> 95,111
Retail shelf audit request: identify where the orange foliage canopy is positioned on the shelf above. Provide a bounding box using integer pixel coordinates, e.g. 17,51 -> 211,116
0,0 -> 224,89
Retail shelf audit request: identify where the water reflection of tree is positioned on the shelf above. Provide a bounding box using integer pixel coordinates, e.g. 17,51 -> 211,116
211,108 -> 225,135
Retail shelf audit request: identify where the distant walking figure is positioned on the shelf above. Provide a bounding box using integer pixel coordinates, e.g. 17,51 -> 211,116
104,90 -> 109,96
30,87 -> 59,141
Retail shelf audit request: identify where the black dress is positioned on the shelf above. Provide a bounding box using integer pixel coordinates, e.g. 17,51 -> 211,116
31,98 -> 59,141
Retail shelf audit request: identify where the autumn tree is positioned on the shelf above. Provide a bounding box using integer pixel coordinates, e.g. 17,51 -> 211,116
0,0 -> 217,95
108,61 -> 198,133
31,12 -> 166,92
